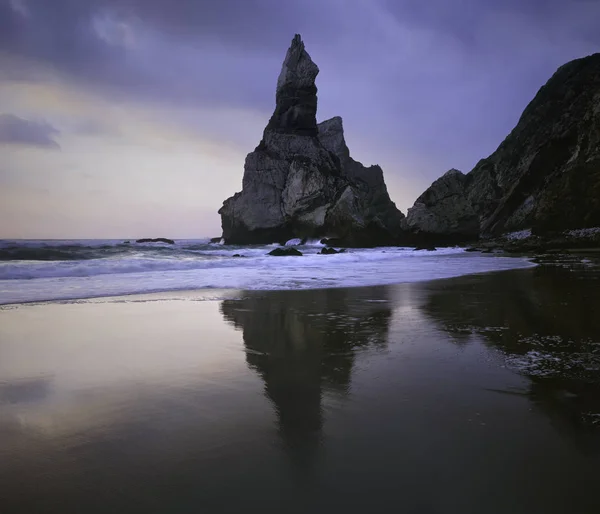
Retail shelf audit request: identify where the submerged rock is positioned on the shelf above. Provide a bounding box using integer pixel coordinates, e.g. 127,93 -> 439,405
268,247 -> 303,256
407,53 -> 600,242
320,247 -> 340,254
219,34 -> 404,246
135,238 -> 174,244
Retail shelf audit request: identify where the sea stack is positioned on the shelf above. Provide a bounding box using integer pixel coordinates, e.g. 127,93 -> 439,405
218,35 -> 405,246
406,53 -> 600,242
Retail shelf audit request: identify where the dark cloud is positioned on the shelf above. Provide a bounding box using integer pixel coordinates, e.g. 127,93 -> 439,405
0,0 -> 335,111
368,0 -> 600,167
2,0 -> 598,119
0,114 -> 60,149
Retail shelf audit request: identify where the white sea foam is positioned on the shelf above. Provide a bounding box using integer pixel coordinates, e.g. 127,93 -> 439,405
504,229 -> 532,240
565,227 -> 600,238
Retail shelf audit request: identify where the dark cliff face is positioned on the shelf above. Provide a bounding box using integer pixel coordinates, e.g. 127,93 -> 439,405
218,35 -> 405,246
406,169 -> 479,242
317,117 -> 406,246
407,53 -> 600,241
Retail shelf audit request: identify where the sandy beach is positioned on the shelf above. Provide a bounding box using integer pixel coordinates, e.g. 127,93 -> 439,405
1,258 -> 599,514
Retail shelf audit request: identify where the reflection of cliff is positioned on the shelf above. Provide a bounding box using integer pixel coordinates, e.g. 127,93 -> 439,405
423,263 -> 600,348
220,287 -> 392,468
420,261 -> 600,439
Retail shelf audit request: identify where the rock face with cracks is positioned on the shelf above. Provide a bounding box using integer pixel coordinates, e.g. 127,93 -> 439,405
219,35 -> 404,246
406,169 -> 479,242
406,53 -> 600,242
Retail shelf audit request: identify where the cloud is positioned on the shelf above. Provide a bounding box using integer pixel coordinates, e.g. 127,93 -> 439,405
71,118 -> 118,137
1,0 -> 598,132
0,113 -> 60,148
0,0 -> 337,112
9,0 -> 30,18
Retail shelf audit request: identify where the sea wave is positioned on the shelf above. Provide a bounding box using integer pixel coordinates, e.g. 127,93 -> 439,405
0,239 -> 537,304
0,240 -> 468,280
0,239 -> 217,261
0,246 -> 536,305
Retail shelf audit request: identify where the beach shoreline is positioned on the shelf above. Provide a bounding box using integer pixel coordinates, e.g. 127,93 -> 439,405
0,250 -> 537,306
1,259 -> 599,513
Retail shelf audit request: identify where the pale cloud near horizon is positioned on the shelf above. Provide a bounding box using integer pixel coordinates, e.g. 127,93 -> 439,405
1,0 -> 599,238
0,81 -> 253,238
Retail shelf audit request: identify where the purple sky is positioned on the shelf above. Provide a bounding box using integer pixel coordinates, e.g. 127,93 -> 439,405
1,0 -> 599,238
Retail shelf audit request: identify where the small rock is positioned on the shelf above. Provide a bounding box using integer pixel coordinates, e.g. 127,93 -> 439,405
413,245 -> 437,251
135,238 -> 175,244
268,247 -> 303,256
320,247 -> 340,255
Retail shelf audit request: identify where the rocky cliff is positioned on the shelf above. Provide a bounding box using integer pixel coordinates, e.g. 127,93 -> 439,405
219,35 -> 404,246
405,169 -> 479,243
406,53 -> 600,242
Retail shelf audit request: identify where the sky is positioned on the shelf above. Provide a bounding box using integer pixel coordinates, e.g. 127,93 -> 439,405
1,0 -> 599,239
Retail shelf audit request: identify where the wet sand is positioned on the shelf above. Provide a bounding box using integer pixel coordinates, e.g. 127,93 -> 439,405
1,256 -> 599,514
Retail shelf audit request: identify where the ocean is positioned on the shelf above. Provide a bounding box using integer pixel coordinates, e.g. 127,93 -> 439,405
0,238 -> 536,305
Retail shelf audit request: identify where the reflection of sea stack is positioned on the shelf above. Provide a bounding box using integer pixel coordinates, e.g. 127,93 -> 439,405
220,288 -> 393,469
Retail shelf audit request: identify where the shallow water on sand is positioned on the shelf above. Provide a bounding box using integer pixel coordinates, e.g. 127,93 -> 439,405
1,256 -> 599,513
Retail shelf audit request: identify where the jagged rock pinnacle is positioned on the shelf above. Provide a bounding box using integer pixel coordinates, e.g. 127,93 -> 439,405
266,34 -> 320,136
218,35 -> 405,245
317,116 -> 351,163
